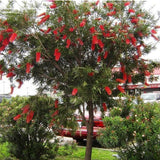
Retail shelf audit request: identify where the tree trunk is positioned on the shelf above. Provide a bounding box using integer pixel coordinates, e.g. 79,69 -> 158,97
85,101 -> 94,160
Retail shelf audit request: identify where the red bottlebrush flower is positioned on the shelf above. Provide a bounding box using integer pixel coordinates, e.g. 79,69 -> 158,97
88,72 -> 94,76
133,55 -> 139,60
37,15 -> 50,25
53,29 -> 58,35
121,64 -> 125,73
151,34 -> 159,41
36,52 -> 41,63
55,99 -> 58,108
0,45 -> 5,52
98,48 -> 103,53
126,39 -> 130,44
0,71 -> 3,80
26,62 -> 31,74
128,75 -> 132,83
126,115 -> 130,120
105,86 -> 112,95
92,35 -> 98,44
137,46 -> 142,57
51,110 -> 59,117
99,25 -> 105,31
131,17 -> 139,24
95,18 -> 101,21
104,51 -> 108,59
123,72 -> 127,81
8,50 -> 12,54
77,38 -> 84,45
22,104 -> 30,114
3,38 -> 9,46
128,33 -> 134,38
50,2 -> 57,9
59,24 -> 66,33
144,70 -> 151,76
128,9 -> 135,13
62,34 -> 67,40
90,27 -> 96,33
6,72 -> 15,78
66,39 -> 71,48
102,103 -> 107,111
45,27 -> 51,34
91,44 -> 95,51
98,39 -> 104,48
131,37 -> 137,46
0,34 -> 3,42
16,79 -> 23,88
17,64 -> 21,68
58,17 -> 63,23
97,55 -> 101,62
106,3 -> 113,9
73,9 -> 78,14
116,78 -> 125,84
69,27 -> 74,32
151,29 -> 157,34
26,110 -> 34,123
49,118 -> 56,128
72,88 -> 78,96
13,114 -> 21,121
37,12 -> 46,17
2,20 -> 9,26
117,85 -> 125,93
80,19 -> 86,27
6,28 -> 14,33
107,10 -> 116,16
54,48 -> 61,61
138,31 -> 143,37
53,85 -> 58,93
9,33 -> 17,42
24,14 -> 29,21
74,16 -> 79,20
10,85 -> 14,94
124,2 -> 130,6
96,0 -> 99,5
85,12 -> 90,16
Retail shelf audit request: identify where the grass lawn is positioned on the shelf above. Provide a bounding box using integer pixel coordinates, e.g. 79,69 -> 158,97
0,142 -> 10,159
55,146 -> 118,160
0,142 -> 118,160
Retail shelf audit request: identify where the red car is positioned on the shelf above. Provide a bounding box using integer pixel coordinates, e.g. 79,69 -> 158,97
59,111 -> 106,141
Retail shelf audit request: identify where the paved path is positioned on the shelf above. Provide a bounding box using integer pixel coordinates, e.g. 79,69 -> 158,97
50,136 -> 75,145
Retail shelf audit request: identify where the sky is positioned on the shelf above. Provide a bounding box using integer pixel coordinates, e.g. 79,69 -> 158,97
0,0 -> 160,96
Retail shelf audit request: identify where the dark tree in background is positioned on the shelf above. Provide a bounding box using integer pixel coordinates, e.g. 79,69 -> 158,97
0,0 -> 159,159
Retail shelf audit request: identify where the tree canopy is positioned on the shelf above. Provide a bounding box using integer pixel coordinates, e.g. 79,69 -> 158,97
0,0 -> 160,159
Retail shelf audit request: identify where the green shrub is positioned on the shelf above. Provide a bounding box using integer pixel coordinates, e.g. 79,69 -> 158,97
97,116 -> 130,148
57,143 -> 77,156
0,96 -> 59,160
98,96 -> 160,160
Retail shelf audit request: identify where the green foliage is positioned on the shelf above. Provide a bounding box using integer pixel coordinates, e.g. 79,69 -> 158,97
0,96 -> 59,160
57,143 -> 77,156
0,140 -> 11,159
109,95 -> 135,118
98,96 -> 160,160
120,102 -> 160,160
97,116 -> 129,148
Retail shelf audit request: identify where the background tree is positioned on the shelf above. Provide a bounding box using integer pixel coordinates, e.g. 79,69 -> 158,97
0,0 -> 159,159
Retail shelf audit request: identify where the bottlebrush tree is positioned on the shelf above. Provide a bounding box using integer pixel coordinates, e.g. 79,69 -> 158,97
0,0 -> 160,159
